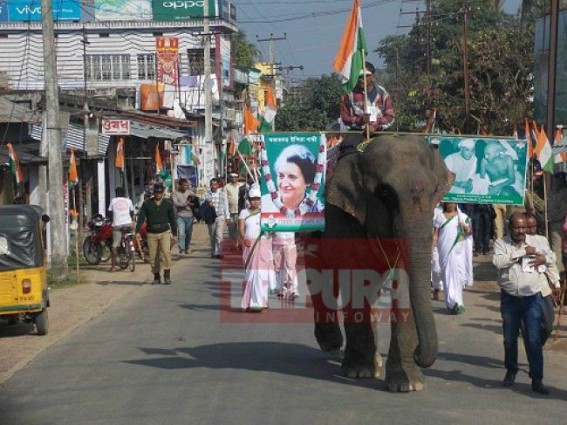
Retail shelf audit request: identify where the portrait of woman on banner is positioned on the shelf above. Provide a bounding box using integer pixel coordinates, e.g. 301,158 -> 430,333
261,144 -> 325,218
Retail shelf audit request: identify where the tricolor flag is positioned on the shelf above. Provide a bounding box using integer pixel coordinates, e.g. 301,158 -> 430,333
535,125 -> 553,173
332,0 -> 367,93
68,148 -> 79,189
6,143 -> 24,184
244,105 -> 259,135
155,144 -> 163,175
115,137 -> 125,172
259,86 -> 277,133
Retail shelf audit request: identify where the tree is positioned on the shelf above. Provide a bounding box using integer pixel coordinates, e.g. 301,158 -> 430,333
376,0 -> 535,134
275,74 -> 343,131
232,32 -> 260,68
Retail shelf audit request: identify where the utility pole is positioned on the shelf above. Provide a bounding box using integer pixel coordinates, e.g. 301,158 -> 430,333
425,0 -> 431,76
203,0 -> 213,178
462,0 -> 471,116
41,0 -> 68,278
256,33 -> 286,130
80,25 -> 90,237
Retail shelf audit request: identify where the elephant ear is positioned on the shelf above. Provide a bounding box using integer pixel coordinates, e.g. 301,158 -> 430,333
326,153 -> 367,224
429,148 -> 455,209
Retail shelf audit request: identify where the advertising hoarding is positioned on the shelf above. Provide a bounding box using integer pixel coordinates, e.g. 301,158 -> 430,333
8,0 -> 81,21
94,0 -> 151,21
156,37 -> 179,86
0,1 -> 9,22
152,0 -> 217,21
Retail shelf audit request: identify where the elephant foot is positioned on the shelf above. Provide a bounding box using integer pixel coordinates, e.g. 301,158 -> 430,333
385,359 -> 425,392
314,322 -> 343,353
342,361 -> 375,379
374,353 -> 383,378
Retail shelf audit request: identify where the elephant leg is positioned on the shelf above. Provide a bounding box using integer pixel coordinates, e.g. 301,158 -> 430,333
314,321 -> 343,353
385,311 -> 425,392
342,323 -> 376,378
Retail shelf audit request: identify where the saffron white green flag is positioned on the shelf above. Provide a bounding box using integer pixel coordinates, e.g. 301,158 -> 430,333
259,85 -> 277,133
332,0 -> 367,93
535,125 -> 554,173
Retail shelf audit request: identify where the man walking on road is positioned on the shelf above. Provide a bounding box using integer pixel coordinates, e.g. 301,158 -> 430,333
224,173 -> 243,250
136,183 -> 177,285
171,178 -> 195,255
204,177 -> 229,259
493,212 -> 553,395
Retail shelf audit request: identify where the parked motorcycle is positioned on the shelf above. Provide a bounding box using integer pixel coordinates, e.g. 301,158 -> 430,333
83,214 -> 112,265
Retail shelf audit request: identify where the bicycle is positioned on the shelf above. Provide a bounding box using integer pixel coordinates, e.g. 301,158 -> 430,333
116,228 -> 136,272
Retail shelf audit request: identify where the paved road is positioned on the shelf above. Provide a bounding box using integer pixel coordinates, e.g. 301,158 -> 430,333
1,224 -> 566,424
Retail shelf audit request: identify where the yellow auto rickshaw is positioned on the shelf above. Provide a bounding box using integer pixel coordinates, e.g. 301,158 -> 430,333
0,205 -> 50,335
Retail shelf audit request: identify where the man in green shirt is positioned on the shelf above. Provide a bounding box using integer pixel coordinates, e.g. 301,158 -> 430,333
136,183 -> 178,285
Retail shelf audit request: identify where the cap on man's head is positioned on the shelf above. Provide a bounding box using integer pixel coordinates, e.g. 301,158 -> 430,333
230,173 -> 239,178
359,69 -> 373,77
153,183 -> 164,193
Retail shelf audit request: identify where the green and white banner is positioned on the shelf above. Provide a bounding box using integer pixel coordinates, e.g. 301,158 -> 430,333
259,133 -> 326,232
429,136 -> 528,205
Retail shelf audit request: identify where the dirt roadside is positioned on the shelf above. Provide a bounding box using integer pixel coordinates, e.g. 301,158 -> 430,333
0,264 -> 152,385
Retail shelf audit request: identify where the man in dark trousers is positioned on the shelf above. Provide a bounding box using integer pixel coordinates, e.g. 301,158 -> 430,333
493,212 -> 554,395
136,183 -> 177,285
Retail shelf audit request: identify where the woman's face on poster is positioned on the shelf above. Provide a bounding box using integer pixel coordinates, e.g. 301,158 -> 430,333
277,161 -> 307,208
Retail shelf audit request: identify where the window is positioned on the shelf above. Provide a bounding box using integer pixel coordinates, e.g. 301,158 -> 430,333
187,48 -> 215,76
86,55 -> 130,82
137,54 -> 156,80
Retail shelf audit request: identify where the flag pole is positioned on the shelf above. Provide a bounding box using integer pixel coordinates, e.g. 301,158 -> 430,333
543,171 -> 549,239
361,49 -> 370,142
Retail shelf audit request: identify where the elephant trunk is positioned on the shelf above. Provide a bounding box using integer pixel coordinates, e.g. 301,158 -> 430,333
403,220 -> 438,368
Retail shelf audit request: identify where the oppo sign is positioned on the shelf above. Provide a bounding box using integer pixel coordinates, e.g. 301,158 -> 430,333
161,1 -> 204,9
152,0 -> 217,20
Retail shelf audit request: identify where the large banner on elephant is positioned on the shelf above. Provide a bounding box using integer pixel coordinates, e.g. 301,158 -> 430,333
259,133 -> 326,232
428,136 -> 528,205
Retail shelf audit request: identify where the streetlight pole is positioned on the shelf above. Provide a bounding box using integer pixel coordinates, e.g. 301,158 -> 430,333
204,0 -> 213,179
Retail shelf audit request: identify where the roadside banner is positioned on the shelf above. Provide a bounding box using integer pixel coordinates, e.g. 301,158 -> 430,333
429,135 -> 528,205
260,133 -> 326,232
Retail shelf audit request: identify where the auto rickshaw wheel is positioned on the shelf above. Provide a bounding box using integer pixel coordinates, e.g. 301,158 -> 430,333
83,238 -> 102,265
35,308 -> 49,336
7,314 -> 20,325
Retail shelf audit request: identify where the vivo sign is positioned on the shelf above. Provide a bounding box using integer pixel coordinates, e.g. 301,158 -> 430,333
8,0 -> 81,21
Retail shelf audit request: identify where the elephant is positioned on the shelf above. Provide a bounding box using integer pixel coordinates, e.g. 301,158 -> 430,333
305,133 -> 454,392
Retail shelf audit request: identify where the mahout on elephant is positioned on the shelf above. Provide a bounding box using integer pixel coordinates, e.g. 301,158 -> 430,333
303,133 -> 454,392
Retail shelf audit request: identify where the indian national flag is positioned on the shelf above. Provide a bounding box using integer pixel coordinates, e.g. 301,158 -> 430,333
524,118 -> 534,158
259,86 -> 277,133
68,148 -> 79,190
6,143 -> 24,184
244,105 -> 259,135
155,144 -> 163,175
332,0 -> 367,93
535,125 -> 553,173
190,146 -> 201,167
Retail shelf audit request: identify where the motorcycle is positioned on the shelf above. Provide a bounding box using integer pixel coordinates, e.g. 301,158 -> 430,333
82,214 -> 113,265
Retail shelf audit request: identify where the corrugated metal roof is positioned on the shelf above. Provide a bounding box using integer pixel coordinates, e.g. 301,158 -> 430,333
29,123 -> 110,155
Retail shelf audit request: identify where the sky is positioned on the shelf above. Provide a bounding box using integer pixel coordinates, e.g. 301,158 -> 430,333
232,0 -> 523,80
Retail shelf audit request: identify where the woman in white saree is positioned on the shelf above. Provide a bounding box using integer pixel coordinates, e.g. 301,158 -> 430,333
432,203 -> 473,314
239,186 -> 276,312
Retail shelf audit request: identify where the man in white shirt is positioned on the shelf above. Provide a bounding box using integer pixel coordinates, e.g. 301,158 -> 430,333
493,212 -> 554,395
204,178 -> 230,258
224,173 -> 243,249
108,187 -> 134,272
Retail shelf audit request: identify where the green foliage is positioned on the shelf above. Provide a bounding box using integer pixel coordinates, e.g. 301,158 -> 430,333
232,32 -> 259,68
275,74 -> 342,131
376,0 -> 536,134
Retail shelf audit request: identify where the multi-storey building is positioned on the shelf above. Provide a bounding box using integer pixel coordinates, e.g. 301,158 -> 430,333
0,0 -> 239,214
